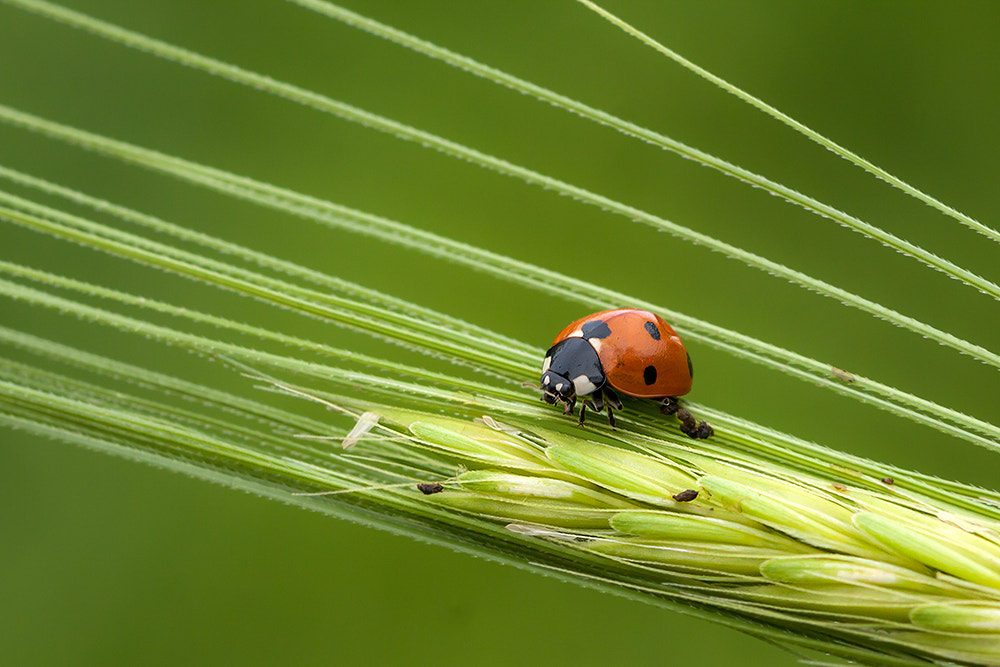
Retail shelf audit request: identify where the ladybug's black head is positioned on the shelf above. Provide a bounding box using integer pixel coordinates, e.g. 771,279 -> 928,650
540,369 -> 576,406
540,337 -> 606,413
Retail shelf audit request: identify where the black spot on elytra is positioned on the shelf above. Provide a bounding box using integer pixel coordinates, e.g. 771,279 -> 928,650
581,320 -> 612,339
643,365 -> 657,385
644,321 -> 661,340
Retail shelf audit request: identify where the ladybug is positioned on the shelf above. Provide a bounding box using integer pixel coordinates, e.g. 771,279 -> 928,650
540,308 -> 712,438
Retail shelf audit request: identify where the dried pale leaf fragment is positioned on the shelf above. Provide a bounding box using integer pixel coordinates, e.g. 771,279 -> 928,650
760,555 -> 947,593
505,523 -> 583,541
909,602 -> 1000,633
341,411 -> 379,449
476,415 -> 522,434
854,512 -> 1000,591
610,510 -> 813,553
455,470 -> 633,508
546,442 -> 696,505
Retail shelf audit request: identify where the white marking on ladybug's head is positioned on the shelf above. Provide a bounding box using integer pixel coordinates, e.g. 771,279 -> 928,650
588,338 -> 602,354
555,382 -> 565,392
572,374 -> 597,396
542,374 -> 550,386
541,356 -> 552,373
566,328 -> 584,338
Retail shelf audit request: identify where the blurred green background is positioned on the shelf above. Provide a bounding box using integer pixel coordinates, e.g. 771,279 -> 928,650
1,1 -> 998,665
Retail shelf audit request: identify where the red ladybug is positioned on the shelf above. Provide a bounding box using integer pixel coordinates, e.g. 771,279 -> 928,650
540,308 -> 712,438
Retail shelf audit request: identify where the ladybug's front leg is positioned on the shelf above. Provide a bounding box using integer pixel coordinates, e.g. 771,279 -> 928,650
586,390 -> 605,413
562,396 -> 576,416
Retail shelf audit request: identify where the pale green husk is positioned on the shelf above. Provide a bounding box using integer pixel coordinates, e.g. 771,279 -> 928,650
359,407 -> 1000,665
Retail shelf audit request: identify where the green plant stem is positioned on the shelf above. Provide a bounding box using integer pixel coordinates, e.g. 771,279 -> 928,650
291,0 -> 1000,300
0,2 -> 995,368
575,0 -> 1000,246
1,108 -> 997,453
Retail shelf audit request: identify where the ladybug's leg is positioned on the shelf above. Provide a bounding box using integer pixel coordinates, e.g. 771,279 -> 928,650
577,402 -> 587,426
599,387 -> 621,428
604,387 -> 623,411
659,397 -> 680,415
583,390 -> 614,428
563,396 -> 576,416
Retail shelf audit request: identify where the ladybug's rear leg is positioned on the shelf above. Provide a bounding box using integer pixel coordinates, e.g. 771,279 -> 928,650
603,387 -> 622,428
659,397 -> 680,416
660,397 -> 713,439
604,386 -> 623,411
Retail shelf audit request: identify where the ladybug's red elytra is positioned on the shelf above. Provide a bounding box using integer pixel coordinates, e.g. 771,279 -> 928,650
540,308 -> 712,438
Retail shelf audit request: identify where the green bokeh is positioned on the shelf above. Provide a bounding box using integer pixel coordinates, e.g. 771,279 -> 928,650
2,1 -> 998,665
